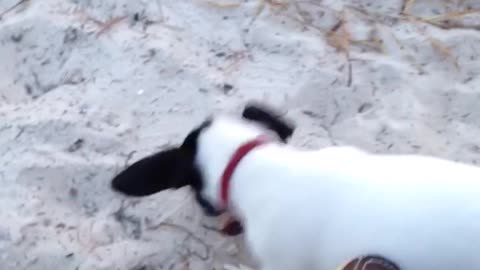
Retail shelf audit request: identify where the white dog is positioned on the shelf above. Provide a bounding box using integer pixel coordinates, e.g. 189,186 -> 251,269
111,103 -> 480,270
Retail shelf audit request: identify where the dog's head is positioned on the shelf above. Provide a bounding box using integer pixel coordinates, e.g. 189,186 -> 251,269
110,103 -> 295,216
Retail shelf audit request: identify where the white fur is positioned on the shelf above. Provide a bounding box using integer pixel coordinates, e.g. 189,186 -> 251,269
195,116 -> 480,270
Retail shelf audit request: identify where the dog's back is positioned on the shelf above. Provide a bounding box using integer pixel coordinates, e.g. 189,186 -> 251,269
232,145 -> 480,270
110,104 -> 480,270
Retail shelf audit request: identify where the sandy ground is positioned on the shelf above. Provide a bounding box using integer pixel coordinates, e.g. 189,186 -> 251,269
0,0 -> 479,269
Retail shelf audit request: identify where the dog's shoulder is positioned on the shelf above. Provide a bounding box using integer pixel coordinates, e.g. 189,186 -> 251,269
289,145 -> 370,168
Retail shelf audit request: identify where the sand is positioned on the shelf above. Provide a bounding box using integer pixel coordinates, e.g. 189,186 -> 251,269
0,0 -> 479,269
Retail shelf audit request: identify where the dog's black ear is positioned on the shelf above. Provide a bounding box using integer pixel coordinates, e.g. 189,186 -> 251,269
242,103 -> 295,142
111,147 -> 194,196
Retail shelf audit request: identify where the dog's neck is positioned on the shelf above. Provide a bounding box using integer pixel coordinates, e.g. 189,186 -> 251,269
219,135 -> 272,209
194,116 -> 282,217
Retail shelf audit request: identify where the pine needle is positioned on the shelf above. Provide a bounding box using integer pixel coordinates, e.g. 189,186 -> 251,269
417,9 -> 480,30
400,0 -> 416,15
0,0 -> 29,19
326,11 -> 354,86
425,9 -> 480,23
427,35 -> 460,70
412,22 -> 460,70
203,0 -> 241,8
327,12 -> 351,53
266,0 -> 288,7
96,15 -> 127,38
254,0 -> 267,18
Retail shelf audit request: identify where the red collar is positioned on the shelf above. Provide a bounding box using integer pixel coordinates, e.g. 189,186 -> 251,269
220,136 -> 271,208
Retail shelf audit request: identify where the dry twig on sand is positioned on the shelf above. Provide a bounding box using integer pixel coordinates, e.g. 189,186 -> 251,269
327,11 -> 353,87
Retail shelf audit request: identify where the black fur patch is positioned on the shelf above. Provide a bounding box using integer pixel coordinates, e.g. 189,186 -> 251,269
111,147 -> 193,196
111,119 -> 221,215
242,102 -> 295,142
